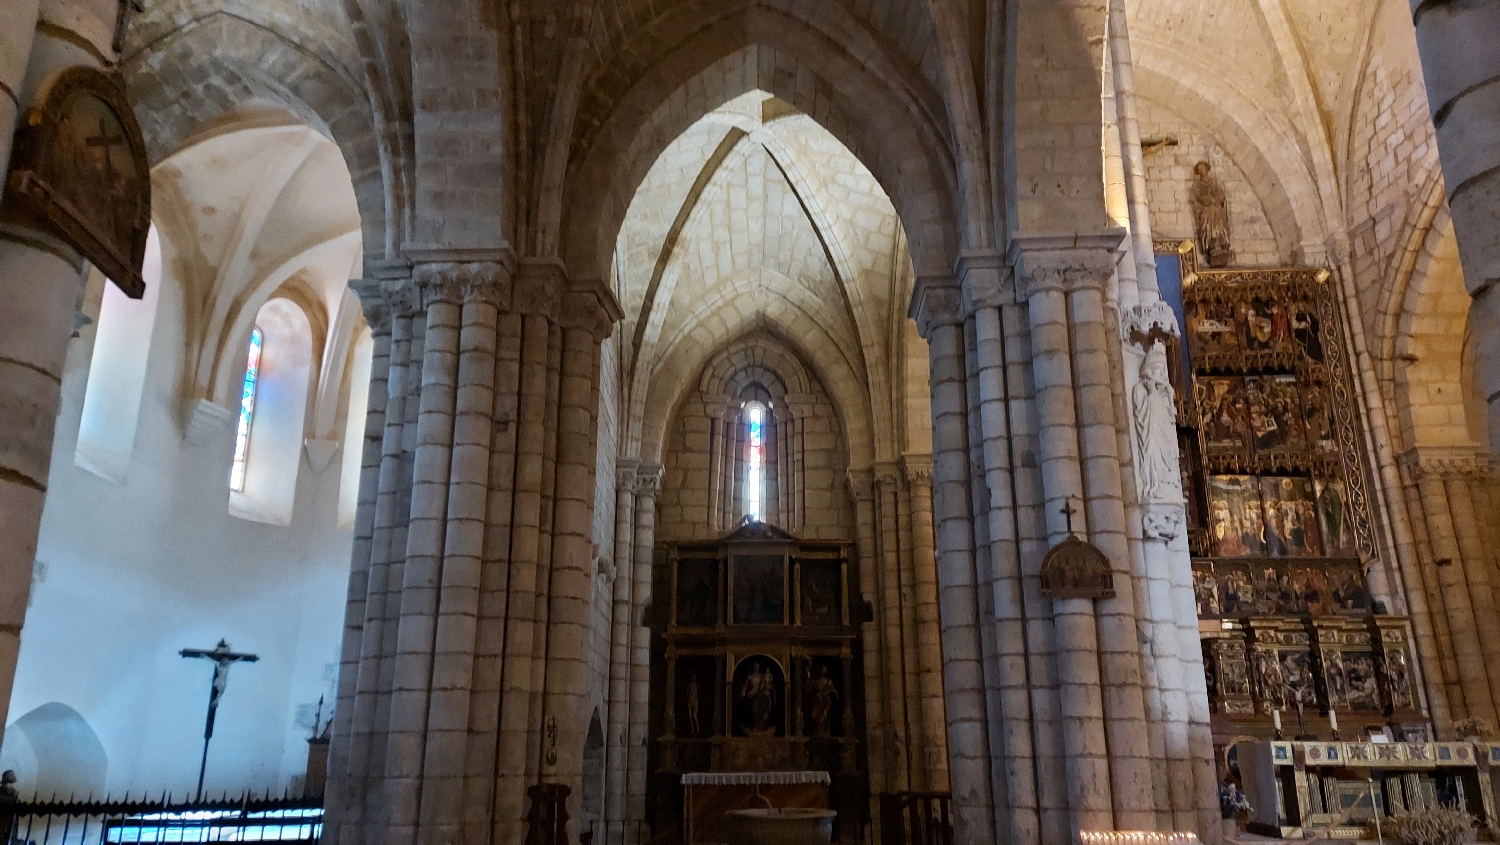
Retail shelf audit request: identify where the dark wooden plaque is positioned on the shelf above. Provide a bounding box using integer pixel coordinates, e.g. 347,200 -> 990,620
4,66 -> 151,297
1039,535 -> 1115,600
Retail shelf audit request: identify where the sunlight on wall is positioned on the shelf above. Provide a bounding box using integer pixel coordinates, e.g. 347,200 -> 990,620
229,298 -> 313,525
337,330 -> 373,528
74,228 -> 164,482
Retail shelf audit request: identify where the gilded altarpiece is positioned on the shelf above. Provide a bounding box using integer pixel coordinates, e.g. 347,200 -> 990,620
649,522 -> 866,840
1160,243 -> 1423,738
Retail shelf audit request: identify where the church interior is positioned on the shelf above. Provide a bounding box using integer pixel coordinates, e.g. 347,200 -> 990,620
0,1 -> 1498,844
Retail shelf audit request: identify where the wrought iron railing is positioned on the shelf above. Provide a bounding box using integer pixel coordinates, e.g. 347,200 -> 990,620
878,792 -> 952,845
1,793 -> 322,845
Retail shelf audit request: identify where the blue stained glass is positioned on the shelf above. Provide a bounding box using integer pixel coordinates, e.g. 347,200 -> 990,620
746,405 -> 764,521
230,328 -> 263,491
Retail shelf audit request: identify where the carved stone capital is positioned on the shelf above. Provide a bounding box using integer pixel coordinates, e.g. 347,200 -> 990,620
562,277 -> 624,341
845,469 -> 875,502
873,461 -> 901,491
1141,502 -> 1185,542
380,277 -> 423,320
349,278 -> 392,335
635,463 -> 664,498
413,259 -> 514,310
909,276 -> 963,340
901,454 -> 934,485
514,259 -> 566,319
1008,231 -> 1124,301
616,457 -> 640,491
955,250 -> 1013,314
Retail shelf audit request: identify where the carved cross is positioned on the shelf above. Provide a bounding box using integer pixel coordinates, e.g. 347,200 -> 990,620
86,119 -> 125,151
1060,496 -> 1078,535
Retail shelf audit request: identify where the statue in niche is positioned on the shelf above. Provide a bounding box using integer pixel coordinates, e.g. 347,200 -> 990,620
1133,342 -> 1182,503
1190,161 -> 1234,268
686,672 -> 702,737
734,659 -> 780,736
804,664 -> 840,737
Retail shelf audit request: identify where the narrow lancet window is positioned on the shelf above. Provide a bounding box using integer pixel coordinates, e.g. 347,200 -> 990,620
230,327 -> 264,491
746,403 -> 765,522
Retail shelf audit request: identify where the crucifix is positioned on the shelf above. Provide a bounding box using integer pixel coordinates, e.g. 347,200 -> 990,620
1060,496 -> 1080,536
180,639 -> 259,799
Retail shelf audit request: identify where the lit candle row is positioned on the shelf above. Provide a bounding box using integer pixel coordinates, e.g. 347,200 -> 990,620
1079,833 -> 1202,844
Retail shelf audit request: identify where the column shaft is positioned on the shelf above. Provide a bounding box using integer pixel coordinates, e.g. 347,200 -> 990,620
604,462 -> 638,844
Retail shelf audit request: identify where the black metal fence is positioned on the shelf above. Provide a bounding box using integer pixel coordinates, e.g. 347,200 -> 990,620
0,794 -> 323,845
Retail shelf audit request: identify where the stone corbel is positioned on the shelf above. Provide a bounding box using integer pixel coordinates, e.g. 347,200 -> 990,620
349,279 -> 393,335
908,275 -> 963,340
954,250 -> 1011,316
562,277 -> 625,342
845,468 -> 875,502
1120,298 -> 1181,347
1398,445 -> 1487,481
1141,502 -> 1185,542
304,438 -> 339,473
900,454 -> 934,486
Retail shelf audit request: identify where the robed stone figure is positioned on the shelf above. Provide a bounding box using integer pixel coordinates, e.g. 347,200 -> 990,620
1191,160 -> 1234,267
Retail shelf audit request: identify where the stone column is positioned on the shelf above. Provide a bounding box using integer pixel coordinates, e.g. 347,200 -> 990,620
384,270 -> 463,845
847,470 -> 889,801
624,465 -> 662,844
706,404 -> 727,531
1410,0 -> 1500,454
1411,456 -> 1498,725
1444,467 -> 1500,712
911,279 -> 995,845
0,0 -> 40,184
325,283 -> 392,845
419,265 -> 507,843
903,456 -> 950,792
540,280 -> 620,836
874,466 -> 914,788
967,264 -> 1042,845
0,0 -> 114,754
0,230 -> 84,752
1009,246 -> 1115,835
604,459 -> 638,844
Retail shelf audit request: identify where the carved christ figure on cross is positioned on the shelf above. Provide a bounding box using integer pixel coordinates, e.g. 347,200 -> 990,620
180,639 -> 258,798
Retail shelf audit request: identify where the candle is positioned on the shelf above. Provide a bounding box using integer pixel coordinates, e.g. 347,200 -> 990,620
1329,709 -> 1338,733
1273,709 -> 1282,731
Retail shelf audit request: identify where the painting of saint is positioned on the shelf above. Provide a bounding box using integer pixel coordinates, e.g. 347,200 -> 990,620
733,555 -> 785,624
1187,299 -> 1242,358
732,657 -> 784,736
1343,652 -> 1383,711
1208,475 -> 1264,557
1301,387 -> 1337,454
1247,376 -> 1307,452
1279,650 -> 1315,711
1291,304 -> 1324,361
1254,649 -> 1286,710
1243,300 -> 1276,351
1291,566 -> 1330,615
1216,561 -> 1254,615
1259,564 -> 1302,615
1316,477 -> 1357,557
676,558 -> 720,627
800,560 -> 842,626
802,658 -> 843,737
1194,564 -> 1221,616
1260,477 -> 1322,557
1328,562 -> 1370,613
1384,650 -> 1414,709
1197,377 -> 1251,451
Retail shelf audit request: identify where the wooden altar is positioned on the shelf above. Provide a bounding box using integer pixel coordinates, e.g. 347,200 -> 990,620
650,521 -> 866,842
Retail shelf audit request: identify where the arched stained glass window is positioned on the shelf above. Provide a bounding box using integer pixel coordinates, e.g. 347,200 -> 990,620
230,327 -> 264,491
746,402 -> 765,522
